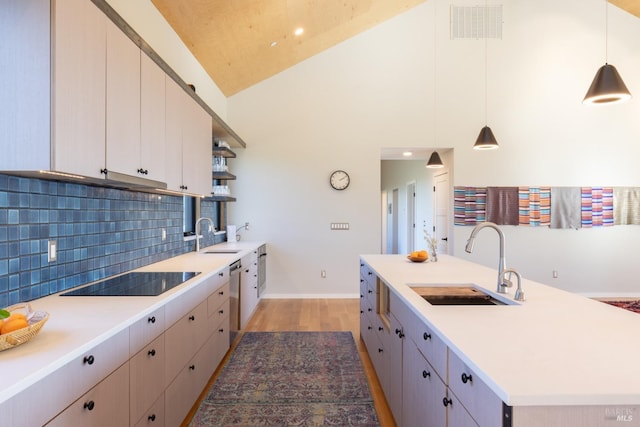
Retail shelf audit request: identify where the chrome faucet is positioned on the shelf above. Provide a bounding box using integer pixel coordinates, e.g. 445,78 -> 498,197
465,222 -> 511,294
195,217 -> 215,252
504,268 -> 525,301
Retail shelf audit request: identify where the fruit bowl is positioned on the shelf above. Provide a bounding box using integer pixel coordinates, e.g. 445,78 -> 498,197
0,303 -> 49,352
407,255 -> 428,263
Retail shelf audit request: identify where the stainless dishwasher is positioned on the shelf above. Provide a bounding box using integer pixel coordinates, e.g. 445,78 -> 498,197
257,244 -> 267,297
228,259 -> 241,345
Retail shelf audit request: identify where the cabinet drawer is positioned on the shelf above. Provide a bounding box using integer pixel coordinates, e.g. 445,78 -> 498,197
165,274 -> 213,325
12,327 -> 129,427
165,332 -> 219,427
207,281 -> 229,318
134,392 -> 165,427
403,342 -> 447,427
449,350 -> 503,427
165,300 -> 209,385
446,390 -> 479,427
47,361 -> 130,427
130,306 -> 165,356
130,334 -> 166,425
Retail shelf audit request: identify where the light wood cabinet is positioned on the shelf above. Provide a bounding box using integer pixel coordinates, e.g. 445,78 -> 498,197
130,334 -> 166,426
165,77 -> 212,196
46,362 -> 130,427
105,18 -> 141,178
133,394 -> 165,427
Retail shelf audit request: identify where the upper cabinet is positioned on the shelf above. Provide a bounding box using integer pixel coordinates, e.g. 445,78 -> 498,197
53,0 -> 107,179
0,0 -> 243,196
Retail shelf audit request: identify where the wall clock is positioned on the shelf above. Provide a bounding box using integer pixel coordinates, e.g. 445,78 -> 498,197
329,170 -> 350,190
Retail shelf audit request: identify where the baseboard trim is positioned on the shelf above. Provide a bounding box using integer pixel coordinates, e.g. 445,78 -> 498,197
261,293 -> 360,299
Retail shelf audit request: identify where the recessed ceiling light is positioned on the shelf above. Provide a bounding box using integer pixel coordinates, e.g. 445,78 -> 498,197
402,151 -> 413,157
294,27 -> 304,36
270,41 -> 278,47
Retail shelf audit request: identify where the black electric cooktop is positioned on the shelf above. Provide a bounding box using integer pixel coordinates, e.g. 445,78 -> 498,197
60,271 -> 200,297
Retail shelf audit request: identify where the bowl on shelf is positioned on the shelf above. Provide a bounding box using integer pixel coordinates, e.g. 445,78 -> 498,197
0,303 -> 49,352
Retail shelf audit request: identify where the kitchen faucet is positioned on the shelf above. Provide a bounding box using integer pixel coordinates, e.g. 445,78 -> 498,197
465,222 -> 512,294
195,217 -> 215,252
504,268 -> 525,301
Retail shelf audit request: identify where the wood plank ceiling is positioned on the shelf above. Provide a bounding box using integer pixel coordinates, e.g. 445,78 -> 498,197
151,0 -> 640,97
151,0 -> 426,96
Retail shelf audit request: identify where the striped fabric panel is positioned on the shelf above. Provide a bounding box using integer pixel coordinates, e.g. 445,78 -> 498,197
454,187 -> 487,225
518,187 -> 551,226
581,187 -> 613,227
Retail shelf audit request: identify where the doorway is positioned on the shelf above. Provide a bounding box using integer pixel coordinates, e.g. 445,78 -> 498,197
406,182 -> 416,253
433,170 -> 450,254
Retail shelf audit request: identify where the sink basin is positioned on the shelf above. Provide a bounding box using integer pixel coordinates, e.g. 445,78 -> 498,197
204,249 -> 242,254
409,284 -> 517,306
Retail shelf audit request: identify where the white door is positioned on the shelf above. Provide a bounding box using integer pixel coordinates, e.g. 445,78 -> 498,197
433,171 -> 450,254
406,182 -> 416,253
391,188 -> 399,254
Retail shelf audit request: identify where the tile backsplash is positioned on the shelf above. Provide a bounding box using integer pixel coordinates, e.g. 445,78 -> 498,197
0,173 -> 222,307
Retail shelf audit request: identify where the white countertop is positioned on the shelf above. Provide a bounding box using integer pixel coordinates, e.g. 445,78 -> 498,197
0,241 -> 264,404
361,254 -> 640,407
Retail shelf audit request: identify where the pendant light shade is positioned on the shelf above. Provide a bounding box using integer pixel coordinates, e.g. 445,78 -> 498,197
473,126 -> 499,150
426,151 -> 444,168
583,63 -> 631,105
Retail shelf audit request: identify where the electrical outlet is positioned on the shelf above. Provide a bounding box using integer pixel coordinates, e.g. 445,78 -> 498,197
321,270 -> 326,278
48,240 -> 57,262
552,270 -> 558,279
162,228 -> 166,241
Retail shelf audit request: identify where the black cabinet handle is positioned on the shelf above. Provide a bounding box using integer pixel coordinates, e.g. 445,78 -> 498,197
219,328 -> 224,333
83,355 -> 95,365
100,168 -> 108,175
189,315 -> 195,321
368,272 -> 373,276
422,370 -> 431,378
368,308 -> 372,312
148,414 -> 156,422
137,168 -> 148,175
368,290 -> 373,294
189,365 -> 195,370
219,272 -> 224,277
219,290 -> 224,295
442,397 -> 452,407
219,309 -> 224,314
367,326 -> 372,330
423,332 -> 432,341
148,349 -> 156,357
461,373 -> 473,384
84,400 -> 95,411
378,348 -> 383,353
395,328 -> 404,338
378,327 -> 384,331
148,316 -> 156,324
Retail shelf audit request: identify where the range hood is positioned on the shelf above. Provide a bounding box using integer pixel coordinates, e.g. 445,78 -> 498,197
102,170 -> 167,190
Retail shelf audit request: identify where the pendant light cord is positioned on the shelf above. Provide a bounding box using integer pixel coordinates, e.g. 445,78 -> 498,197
604,0 -> 608,63
484,0 -> 488,125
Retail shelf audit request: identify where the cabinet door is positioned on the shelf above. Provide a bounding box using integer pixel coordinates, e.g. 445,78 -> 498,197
449,350 -> 503,426
403,342 -> 447,427
140,53 -> 166,182
386,312 -> 404,425
52,0 -> 106,178
447,392 -> 479,427
130,334 -> 166,425
106,18 -> 141,177
46,362 -> 130,427
0,0 -> 51,171
181,95 -> 212,196
240,265 -> 259,329
164,77 -> 185,191
134,393 -> 165,427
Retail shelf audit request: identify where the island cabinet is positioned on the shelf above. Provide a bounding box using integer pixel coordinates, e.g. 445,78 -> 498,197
360,260 -> 508,427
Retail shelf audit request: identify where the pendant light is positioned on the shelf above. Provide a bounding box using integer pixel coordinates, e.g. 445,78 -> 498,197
474,2 -> 499,150
583,0 -> 631,105
426,151 -> 444,168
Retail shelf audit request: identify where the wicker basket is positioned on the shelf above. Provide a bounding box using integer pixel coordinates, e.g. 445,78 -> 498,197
0,303 -> 49,352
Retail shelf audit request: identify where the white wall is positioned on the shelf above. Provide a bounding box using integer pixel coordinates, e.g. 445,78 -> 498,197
105,0 -> 227,118
227,0 -> 640,297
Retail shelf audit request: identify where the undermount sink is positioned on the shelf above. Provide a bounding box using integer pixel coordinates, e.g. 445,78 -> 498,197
203,249 -> 242,254
409,284 -> 518,306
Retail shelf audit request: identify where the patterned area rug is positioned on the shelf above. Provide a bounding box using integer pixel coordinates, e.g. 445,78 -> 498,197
191,331 -> 379,426
603,300 -> 640,313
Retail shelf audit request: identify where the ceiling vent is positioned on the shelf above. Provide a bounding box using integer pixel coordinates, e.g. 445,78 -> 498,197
450,4 -> 503,40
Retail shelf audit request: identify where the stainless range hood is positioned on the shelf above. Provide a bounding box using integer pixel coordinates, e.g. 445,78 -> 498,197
102,170 -> 167,190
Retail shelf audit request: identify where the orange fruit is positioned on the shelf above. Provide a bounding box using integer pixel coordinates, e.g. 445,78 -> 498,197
8,313 -> 27,322
1,317 -> 29,335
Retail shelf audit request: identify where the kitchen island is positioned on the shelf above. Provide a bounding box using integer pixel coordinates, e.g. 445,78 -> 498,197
360,254 -> 640,426
0,241 -> 264,427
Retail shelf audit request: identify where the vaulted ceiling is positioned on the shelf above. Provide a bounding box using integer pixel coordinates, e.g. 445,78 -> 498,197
151,0 -> 640,97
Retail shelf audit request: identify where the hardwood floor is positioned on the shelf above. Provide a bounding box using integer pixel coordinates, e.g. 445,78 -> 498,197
184,298 -> 396,426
